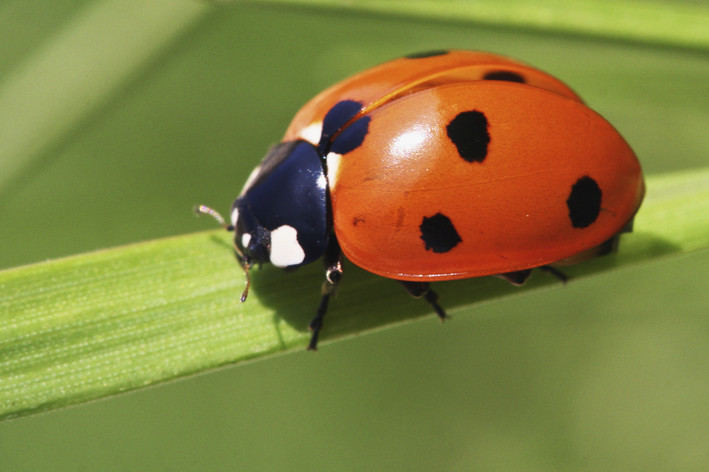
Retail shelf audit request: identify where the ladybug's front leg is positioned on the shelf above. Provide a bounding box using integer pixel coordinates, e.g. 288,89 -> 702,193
308,237 -> 343,350
399,281 -> 448,322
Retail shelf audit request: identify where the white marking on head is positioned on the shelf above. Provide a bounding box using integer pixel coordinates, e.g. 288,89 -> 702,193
269,225 -> 306,267
241,232 -> 251,249
326,152 -> 342,190
240,165 -> 262,195
230,207 -> 239,228
298,122 -> 323,146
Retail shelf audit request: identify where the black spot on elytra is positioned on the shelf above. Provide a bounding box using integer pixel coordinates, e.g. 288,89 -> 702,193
567,176 -> 602,228
482,70 -> 526,83
319,100 -> 365,154
330,115 -> 370,155
404,50 -> 449,59
420,213 -> 462,253
446,111 -> 490,163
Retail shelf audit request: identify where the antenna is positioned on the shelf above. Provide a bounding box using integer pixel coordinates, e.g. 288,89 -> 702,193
195,204 -> 251,302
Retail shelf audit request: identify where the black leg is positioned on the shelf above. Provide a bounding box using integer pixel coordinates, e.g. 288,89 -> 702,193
308,292 -> 330,350
399,281 -> 448,322
307,237 -> 343,350
497,269 -> 532,286
498,266 -> 569,285
540,265 -> 569,283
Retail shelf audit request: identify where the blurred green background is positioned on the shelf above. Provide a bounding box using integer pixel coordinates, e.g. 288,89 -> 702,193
1,1 -> 708,470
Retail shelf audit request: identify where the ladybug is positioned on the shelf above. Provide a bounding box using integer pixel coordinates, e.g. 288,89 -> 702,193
197,50 -> 644,350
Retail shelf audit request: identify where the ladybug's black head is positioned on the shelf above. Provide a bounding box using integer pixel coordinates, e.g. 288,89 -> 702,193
197,139 -> 329,301
197,140 -> 330,301
230,198 -> 271,268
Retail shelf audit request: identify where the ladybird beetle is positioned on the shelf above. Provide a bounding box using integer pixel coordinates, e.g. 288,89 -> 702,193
197,50 -> 644,350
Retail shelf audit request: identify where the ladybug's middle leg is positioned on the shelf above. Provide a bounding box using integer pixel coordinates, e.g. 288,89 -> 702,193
398,281 -> 448,322
308,237 -> 343,350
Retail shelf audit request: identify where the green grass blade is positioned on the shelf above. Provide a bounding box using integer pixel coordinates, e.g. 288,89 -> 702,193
1,167 -> 708,421
249,0 -> 709,51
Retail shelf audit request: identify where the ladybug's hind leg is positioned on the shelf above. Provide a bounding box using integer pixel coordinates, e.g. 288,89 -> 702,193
399,281 -> 448,322
308,237 -> 343,350
498,266 -> 569,285
540,265 -> 569,283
